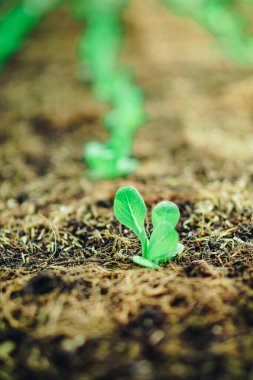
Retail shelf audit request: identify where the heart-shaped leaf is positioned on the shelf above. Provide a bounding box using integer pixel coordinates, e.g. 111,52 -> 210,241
147,222 -> 178,263
114,186 -> 148,254
152,200 -> 180,228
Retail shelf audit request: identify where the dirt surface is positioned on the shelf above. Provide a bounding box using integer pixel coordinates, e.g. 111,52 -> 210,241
1,1 -> 253,379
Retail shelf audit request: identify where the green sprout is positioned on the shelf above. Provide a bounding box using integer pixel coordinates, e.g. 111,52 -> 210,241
77,0 -> 147,180
114,186 -> 184,269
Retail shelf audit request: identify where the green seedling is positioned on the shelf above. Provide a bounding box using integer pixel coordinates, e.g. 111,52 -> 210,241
114,186 -> 184,269
78,0 -> 147,179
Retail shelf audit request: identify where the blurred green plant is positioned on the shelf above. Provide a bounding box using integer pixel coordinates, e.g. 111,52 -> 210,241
73,0 -> 147,179
162,0 -> 253,65
0,0 -> 61,70
114,186 -> 184,269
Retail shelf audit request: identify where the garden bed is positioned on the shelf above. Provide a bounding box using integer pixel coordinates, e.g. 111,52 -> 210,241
0,1 -> 253,379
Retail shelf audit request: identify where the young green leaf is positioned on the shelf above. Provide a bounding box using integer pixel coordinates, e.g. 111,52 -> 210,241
152,200 -> 180,229
147,222 -> 178,263
113,186 -> 148,254
155,242 -> 184,264
132,255 -> 159,269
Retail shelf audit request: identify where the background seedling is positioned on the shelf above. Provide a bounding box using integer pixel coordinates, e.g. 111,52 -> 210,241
114,186 -> 184,269
78,0 -> 147,179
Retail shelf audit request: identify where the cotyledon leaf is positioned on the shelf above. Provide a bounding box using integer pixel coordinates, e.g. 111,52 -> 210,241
147,222 -> 178,262
113,186 -> 149,255
153,242 -> 185,264
132,255 -> 159,269
152,200 -> 180,229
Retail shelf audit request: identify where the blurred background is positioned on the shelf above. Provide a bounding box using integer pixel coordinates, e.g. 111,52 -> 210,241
1,0 -> 253,182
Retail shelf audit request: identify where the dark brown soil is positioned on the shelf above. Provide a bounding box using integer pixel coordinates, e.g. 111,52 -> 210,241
1,1 -> 253,379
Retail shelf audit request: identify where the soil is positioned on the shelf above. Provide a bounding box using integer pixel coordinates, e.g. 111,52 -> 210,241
1,1 -> 253,379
